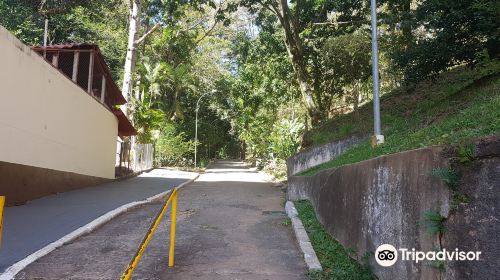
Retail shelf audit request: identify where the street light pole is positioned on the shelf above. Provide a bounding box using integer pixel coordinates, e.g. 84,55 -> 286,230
194,90 -> 216,168
195,106 -> 199,168
370,0 -> 384,145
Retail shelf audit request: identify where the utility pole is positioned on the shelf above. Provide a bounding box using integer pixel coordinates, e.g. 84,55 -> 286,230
315,7 -> 384,145
43,18 -> 48,58
370,0 -> 384,146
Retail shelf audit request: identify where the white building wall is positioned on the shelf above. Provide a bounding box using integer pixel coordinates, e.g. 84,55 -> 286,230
0,26 -> 117,179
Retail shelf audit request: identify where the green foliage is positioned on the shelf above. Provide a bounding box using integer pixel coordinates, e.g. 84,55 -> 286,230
131,60 -> 169,144
421,210 -> 446,235
429,258 -> 446,273
155,123 -> 194,167
451,192 -> 471,210
0,0 -> 128,78
294,200 -> 375,280
269,119 -> 305,160
432,168 -> 460,191
3,0 -> 497,174
310,123 -> 357,146
457,142 -> 475,163
130,100 -> 165,144
216,28 -> 303,168
300,61 -> 500,176
319,31 -> 372,112
281,217 -> 292,227
388,0 -> 500,83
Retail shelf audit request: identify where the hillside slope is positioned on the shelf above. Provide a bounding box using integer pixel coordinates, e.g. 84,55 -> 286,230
300,60 -> 500,176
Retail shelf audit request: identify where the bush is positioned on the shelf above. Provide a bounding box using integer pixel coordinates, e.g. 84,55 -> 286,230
392,0 -> 500,83
269,118 -> 304,160
155,123 -> 194,167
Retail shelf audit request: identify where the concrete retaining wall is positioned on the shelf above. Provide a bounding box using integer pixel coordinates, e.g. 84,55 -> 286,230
288,147 -> 451,280
286,136 -> 363,176
443,136 -> 500,280
288,136 -> 500,279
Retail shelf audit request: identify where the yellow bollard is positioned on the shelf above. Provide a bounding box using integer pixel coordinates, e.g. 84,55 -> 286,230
0,196 -> 5,246
168,190 -> 178,267
121,190 -> 176,280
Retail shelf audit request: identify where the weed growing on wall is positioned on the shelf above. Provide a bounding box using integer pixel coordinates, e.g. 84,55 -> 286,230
431,168 -> 460,191
457,141 -> 475,164
422,210 -> 447,236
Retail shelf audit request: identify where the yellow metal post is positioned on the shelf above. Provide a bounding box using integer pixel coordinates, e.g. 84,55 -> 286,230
121,190 -> 175,280
0,196 -> 5,246
168,190 -> 178,267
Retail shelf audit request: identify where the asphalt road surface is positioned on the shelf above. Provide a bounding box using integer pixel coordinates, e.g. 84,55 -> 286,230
0,168 -> 197,273
17,161 -> 307,279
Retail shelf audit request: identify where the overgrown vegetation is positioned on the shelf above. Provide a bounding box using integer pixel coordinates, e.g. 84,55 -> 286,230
2,0 -> 498,172
301,61 -> 500,176
294,200 -> 375,280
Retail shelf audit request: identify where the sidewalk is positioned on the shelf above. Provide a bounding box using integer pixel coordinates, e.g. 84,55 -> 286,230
0,169 -> 197,273
17,161 -> 307,279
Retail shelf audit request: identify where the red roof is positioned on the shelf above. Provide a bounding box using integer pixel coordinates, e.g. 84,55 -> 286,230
32,44 -> 136,137
32,44 -> 126,106
112,108 -> 137,137
33,43 -> 96,49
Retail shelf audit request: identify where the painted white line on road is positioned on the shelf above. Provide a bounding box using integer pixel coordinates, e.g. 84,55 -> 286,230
0,174 -> 199,280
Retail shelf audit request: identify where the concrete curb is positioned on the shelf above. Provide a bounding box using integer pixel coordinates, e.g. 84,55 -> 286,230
0,174 -> 200,280
285,201 -> 322,272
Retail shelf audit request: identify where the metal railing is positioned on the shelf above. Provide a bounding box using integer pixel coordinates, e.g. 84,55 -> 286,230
0,196 -> 4,246
120,187 -> 179,279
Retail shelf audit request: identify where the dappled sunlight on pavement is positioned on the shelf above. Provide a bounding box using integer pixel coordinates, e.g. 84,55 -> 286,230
198,161 -> 273,183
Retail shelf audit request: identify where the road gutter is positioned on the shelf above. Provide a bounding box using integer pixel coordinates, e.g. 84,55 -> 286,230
0,174 -> 199,280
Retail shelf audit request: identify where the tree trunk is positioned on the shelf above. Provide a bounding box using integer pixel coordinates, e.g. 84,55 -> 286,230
270,0 -> 321,125
121,0 -> 141,112
240,141 -> 246,160
121,0 -> 141,171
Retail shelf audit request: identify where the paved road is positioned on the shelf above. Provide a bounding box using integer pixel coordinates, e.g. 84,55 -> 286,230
0,169 -> 197,273
18,161 -> 307,279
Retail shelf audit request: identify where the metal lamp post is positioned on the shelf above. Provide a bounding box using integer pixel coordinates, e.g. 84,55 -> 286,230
370,0 -> 384,145
194,90 -> 217,168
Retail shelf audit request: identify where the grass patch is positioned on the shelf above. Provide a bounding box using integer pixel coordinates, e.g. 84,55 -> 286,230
300,60 -> 500,176
294,200 -> 375,280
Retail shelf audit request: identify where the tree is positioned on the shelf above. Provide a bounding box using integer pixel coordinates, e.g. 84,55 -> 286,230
121,0 -> 141,107
321,31 -> 372,116
121,0 -> 160,109
131,60 -> 166,143
387,0 -> 499,83
236,0 -> 320,124
0,0 -> 128,78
